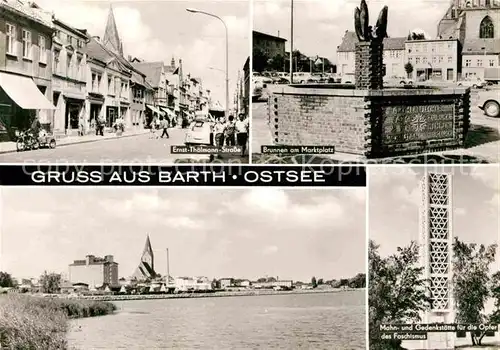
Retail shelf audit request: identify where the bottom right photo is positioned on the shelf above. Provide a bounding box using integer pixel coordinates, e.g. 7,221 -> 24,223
369,166 -> 500,350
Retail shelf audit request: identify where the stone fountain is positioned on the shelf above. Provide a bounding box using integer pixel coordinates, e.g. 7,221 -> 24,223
268,0 -> 470,159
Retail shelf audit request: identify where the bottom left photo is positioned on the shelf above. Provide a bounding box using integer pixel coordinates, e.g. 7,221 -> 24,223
0,187 -> 367,349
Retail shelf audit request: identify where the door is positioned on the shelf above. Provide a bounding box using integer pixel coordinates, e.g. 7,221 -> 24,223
447,69 -> 454,81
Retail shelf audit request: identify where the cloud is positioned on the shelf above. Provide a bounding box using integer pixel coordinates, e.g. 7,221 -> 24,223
240,188 -> 290,214
5,210 -> 53,227
163,216 -> 202,230
392,184 -> 420,207
262,245 -> 279,255
470,167 -> 500,192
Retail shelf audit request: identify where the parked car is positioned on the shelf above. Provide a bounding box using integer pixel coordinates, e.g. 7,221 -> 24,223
478,90 -> 500,118
292,72 -> 312,84
384,76 -> 414,86
185,117 -> 213,145
458,78 -> 485,89
341,73 -> 355,84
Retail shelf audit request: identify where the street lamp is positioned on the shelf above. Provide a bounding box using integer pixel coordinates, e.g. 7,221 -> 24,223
187,8 -> 229,118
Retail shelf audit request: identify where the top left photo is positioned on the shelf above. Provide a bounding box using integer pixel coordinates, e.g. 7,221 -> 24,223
0,0 -> 250,164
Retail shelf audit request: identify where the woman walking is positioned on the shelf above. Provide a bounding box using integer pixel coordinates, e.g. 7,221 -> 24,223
235,113 -> 249,157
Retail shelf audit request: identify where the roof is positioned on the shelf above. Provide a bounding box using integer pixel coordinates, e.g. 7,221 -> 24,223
0,0 -> 53,28
132,62 -> 164,88
253,30 -> 287,42
337,31 -> 406,52
463,38 -> 500,55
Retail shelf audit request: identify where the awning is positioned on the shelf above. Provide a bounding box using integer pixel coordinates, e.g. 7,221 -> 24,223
160,107 -> 175,117
146,104 -> 164,116
0,72 -> 55,110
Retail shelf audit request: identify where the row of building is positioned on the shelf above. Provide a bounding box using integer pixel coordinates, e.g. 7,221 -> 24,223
254,0 -> 500,83
337,0 -> 500,82
0,0 -> 225,142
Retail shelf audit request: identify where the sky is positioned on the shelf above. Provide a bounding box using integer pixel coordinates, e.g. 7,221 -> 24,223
370,165 -> 500,265
35,0 -> 250,109
253,0 -> 452,62
0,188 -> 366,282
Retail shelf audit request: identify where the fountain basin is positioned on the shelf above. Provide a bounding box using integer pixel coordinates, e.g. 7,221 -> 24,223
268,85 -> 470,158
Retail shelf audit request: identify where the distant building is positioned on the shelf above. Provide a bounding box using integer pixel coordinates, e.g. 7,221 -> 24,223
253,31 -> 287,72
437,0 -> 500,81
337,31 -> 406,77
131,235 -> 156,281
0,0 -> 55,142
175,277 -> 212,292
69,254 -> 119,288
406,39 -> 461,81
219,278 -> 233,289
253,280 -> 293,289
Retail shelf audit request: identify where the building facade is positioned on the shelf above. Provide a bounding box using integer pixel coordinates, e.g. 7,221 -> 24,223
405,39 -> 460,81
69,254 -> 119,288
337,31 -> 406,78
0,0 -> 55,142
438,0 -> 500,81
253,30 -> 287,61
51,18 -> 88,135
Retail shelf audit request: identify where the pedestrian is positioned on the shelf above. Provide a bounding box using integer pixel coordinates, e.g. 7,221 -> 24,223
225,115 -> 236,146
235,113 -> 249,157
97,117 -> 104,136
150,117 -> 157,139
213,117 -> 226,159
160,116 -> 170,138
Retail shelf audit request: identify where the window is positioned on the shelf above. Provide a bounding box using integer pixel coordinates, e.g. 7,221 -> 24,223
479,16 -> 494,38
108,77 -> 112,94
6,23 -> 16,55
416,57 -> 421,64
433,56 -> 438,64
67,53 -> 73,78
22,29 -> 31,59
38,35 -> 46,63
423,56 -> 428,63
465,59 -> 472,67
77,40 -> 82,49
76,57 -> 82,80
53,50 -> 60,74
447,43 -> 452,50
477,59 -> 483,67
438,56 -> 444,63
490,59 -> 495,67
448,56 -> 453,63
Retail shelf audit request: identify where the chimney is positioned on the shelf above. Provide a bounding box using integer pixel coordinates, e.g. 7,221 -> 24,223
128,55 -> 132,62
105,255 -> 114,263
86,255 -> 94,265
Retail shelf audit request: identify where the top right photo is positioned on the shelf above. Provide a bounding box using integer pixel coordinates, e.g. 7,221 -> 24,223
252,0 -> 500,164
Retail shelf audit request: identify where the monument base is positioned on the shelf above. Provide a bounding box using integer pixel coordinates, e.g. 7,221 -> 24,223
268,85 -> 470,159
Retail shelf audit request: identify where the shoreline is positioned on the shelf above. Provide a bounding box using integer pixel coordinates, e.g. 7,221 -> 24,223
64,287 -> 363,302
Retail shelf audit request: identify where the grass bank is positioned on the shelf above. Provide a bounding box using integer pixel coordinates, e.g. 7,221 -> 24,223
0,294 -> 116,349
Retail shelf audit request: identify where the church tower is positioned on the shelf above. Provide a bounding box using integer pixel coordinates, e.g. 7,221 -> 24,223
131,234 -> 156,280
102,5 -> 123,56
418,172 -> 455,349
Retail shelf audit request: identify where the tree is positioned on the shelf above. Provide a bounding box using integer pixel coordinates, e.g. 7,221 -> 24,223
269,54 -> 285,72
252,48 -> 269,73
404,62 -> 414,79
40,271 -> 61,294
0,271 -> 15,288
369,240 -> 430,350
317,278 -> 324,285
453,238 -> 497,346
311,276 -> 317,288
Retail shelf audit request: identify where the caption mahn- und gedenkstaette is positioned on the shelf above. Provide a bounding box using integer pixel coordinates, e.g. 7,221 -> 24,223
29,169 -> 328,184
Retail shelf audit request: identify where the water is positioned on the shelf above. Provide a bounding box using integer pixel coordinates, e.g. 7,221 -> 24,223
68,290 -> 365,350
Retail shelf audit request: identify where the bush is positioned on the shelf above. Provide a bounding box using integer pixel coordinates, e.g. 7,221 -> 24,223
0,295 -> 116,349
0,295 -> 68,349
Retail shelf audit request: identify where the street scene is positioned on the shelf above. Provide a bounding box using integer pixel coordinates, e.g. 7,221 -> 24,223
369,166 -> 500,349
252,0 -> 500,164
0,188 -> 366,349
0,0 -> 250,163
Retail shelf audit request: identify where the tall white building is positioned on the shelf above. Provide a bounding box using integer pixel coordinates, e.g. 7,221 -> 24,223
69,254 -> 119,288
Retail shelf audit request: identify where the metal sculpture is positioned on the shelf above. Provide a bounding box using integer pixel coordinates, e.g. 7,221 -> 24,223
354,0 -> 388,42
